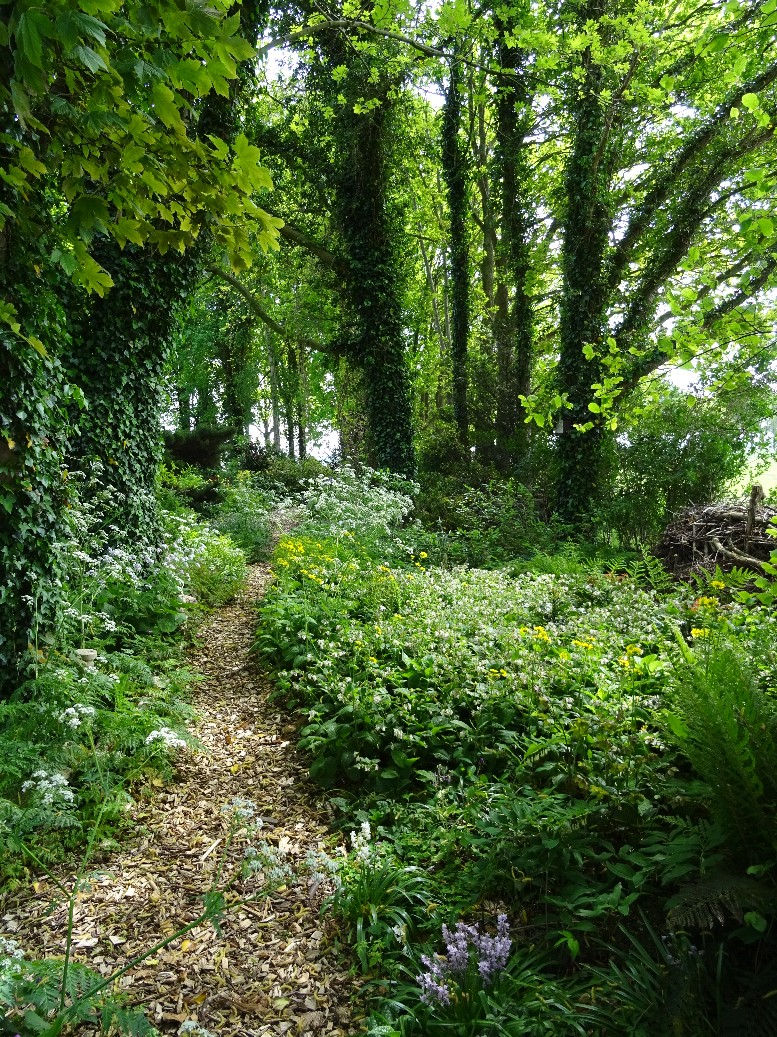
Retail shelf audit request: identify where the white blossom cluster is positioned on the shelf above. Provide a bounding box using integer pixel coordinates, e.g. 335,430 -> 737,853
179,1021 -> 215,1037
21,770 -> 75,806
145,727 -> 187,750
350,820 -> 375,861
0,937 -> 24,960
57,704 -> 96,729
298,466 -> 418,540
243,839 -> 295,884
222,797 -> 259,822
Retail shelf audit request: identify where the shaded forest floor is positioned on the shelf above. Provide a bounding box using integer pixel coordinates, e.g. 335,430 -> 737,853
1,566 -> 361,1036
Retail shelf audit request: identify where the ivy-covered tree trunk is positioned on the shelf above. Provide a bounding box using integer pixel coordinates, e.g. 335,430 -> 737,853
334,358 -> 368,467
0,235 -> 72,694
218,327 -> 255,440
65,242 -> 199,541
318,30 -> 415,477
442,53 -> 470,449
492,9 -> 533,472
556,0 -> 612,525
338,100 -> 415,475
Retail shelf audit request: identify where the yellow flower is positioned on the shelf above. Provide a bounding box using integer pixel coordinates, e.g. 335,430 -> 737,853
419,551 -> 428,559
711,580 -> 725,590
625,644 -> 643,656
690,627 -> 709,639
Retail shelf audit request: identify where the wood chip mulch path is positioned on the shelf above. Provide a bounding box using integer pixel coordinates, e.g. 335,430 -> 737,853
1,565 -> 363,1037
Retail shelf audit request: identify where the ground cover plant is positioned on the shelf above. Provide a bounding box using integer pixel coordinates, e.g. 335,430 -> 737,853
257,468 -> 777,1036
0,461 -> 256,885
0,462 -> 295,1034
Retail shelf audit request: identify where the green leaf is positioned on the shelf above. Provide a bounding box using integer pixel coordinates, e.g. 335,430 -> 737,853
757,217 -> 774,236
152,82 -> 186,133
207,135 -> 230,160
69,194 -> 110,236
15,10 -> 52,69
663,712 -> 689,740
8,81 -> 32,129
587,401 -> 601,413
55,10 -> 107,53
741,92 -> 760,111
744,911 -> 768,932
72,44 -> 108,73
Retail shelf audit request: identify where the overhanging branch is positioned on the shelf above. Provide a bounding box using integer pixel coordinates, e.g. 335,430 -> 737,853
276,223 -> 349,275
208,265 -> 338,357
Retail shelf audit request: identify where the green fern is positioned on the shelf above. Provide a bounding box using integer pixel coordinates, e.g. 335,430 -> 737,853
666,639 -> 777,862
102,1002 -> 159,1037
667,875 -> 775,929
607,550 -> 675,593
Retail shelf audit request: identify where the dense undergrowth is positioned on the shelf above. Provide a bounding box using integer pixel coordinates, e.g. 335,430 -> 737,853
4,456 -> 777,1036
0,459 -> 277,1037
256,467 -> 777,1037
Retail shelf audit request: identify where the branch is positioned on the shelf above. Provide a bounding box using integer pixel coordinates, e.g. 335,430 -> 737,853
257,18 -> 444,60
257,16 -> 548,85
709,535 -> 766,571
276,222 -> 349,275
589,49 -> 641,185
613,117 -> 775,345
208,265 -> 338,357
702,255 -> 777,328
607,60 -> 777,288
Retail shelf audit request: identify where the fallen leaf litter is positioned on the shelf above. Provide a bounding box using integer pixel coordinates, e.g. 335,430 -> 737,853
1,565 -> 363,1036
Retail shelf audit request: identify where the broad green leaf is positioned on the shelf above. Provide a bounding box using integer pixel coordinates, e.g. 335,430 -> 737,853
152,83 -> 186,133
207,135 -> 230,160
55,10 -> 107,53
15,10 -> 52,69
115,217 -> 145,246
72,44 -> 108,73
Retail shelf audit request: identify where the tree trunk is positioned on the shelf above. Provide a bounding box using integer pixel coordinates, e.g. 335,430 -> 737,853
266,330 -> 282,451
556,0 -> 612,526
442,53 -> 470,448
492,11 -> 533,472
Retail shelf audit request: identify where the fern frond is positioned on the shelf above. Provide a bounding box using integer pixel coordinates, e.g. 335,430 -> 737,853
667,875 -> 775,930
102,1001 -> 156,1036
619,550 -> 674,593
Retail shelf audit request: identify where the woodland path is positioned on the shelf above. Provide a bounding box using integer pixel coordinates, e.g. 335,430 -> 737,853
1,565 -> 361,1036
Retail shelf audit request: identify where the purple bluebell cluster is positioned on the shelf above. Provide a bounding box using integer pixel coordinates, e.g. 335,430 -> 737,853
417,915 -> 512,1006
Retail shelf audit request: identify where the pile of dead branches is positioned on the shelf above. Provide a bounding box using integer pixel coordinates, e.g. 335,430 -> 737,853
656,485 -> 777,579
